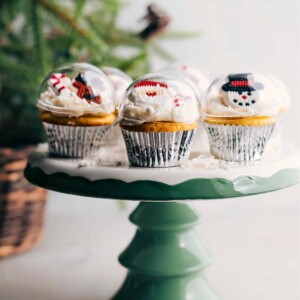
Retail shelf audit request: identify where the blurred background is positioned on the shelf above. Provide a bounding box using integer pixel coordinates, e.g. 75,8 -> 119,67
0,0 -> 299,300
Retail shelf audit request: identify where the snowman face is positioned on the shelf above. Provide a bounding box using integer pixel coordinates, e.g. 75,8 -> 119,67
224,90 -> 259,108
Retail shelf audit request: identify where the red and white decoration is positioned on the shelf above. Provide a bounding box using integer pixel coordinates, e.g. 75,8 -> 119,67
48,73 -> 72,94
173,95 -> 186,107
133,80 -> 169,107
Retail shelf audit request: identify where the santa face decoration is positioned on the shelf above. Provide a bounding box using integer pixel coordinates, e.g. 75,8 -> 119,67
221,73 -> 263,109
132,80 -> 169,110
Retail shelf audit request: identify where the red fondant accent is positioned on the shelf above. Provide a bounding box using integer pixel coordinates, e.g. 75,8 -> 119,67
73,81 -> 86,98
73,80 -> 102,104
92,95 -> 102,104
146,92 -> 157,97
134,80 -> 168,89
231,80 -> 249,87
242,95 -> 247,99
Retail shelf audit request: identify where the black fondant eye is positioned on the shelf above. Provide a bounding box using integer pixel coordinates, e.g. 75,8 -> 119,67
238,91 -> 242,95
238,102 -> 243,106
251,100 -> 256,104
247,92 -> 251,96
233,99 -> 238,103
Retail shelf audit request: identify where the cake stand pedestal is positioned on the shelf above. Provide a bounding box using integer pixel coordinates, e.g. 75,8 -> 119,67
25,144 -> 300,300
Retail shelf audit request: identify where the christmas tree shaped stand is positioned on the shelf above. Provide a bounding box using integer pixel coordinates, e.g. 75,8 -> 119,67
113,202 -> 218,300
25,143 -> 300,299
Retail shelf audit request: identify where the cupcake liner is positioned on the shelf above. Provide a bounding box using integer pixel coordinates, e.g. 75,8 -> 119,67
204,122 -> 275,162
43,123 -> 110,158
121,129 -> 196,167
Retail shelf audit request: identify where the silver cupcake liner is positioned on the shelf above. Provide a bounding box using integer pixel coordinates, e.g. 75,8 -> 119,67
43,123 -> 110,158
204,122 -> 275,162
121,129 -> 196,167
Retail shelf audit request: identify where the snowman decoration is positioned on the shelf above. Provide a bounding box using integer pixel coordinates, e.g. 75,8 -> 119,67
221,73 -> 264,108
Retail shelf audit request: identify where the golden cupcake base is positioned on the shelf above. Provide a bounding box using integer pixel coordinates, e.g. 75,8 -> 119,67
120,121 -> 198,132
205,116 -> 276,127
40,112 -> 116,126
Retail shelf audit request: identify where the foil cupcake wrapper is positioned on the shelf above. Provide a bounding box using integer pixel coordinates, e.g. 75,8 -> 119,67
204,123 -> 275,162
121,129 -> 196,167
43,123 -> 110,158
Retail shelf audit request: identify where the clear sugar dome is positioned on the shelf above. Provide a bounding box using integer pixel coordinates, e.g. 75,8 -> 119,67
203,73 -> 281,118
37,63 -> 115,117
162,63 -> 210,103
102,66 -> 132,107
119,72 -> 201,125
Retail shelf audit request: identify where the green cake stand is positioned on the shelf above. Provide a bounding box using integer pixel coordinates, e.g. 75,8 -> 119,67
25,143 -> 300,300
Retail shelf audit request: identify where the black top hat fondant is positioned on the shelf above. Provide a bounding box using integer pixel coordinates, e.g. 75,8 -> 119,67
221,73 -> 264,92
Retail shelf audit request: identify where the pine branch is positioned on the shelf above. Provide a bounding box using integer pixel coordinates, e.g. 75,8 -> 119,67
116,50 -> 150,78
34,0 -> 108,57
29,0 -> 49,76
149,43 -> 175,62
74,0 -> 87,19
0,52 -> 33,81
86,16 -> 142,50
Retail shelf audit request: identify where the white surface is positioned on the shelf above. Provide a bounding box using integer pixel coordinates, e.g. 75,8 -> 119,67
29,142 -> 300,184
0,187 -> 299,300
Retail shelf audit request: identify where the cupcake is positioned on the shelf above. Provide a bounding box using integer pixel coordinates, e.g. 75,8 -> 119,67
37,63 -> 115,158
119,73 -> 200,167
102,67 -> 133,109
203,73 -> 281,162
101,67 -> 133,147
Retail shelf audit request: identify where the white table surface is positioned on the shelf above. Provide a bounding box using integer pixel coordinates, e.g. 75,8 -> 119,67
0,185 -> 299,300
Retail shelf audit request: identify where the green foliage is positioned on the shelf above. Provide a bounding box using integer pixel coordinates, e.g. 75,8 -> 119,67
0,0 -> 197,147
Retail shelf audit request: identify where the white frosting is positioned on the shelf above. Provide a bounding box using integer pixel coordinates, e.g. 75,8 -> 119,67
121,79 -> 200,124
38,70 -> 115,117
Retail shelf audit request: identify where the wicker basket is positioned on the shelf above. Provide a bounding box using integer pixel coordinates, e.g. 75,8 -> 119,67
0,147 -> 47,257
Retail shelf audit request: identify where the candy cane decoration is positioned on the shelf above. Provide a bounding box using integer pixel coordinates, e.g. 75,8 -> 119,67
48,73 -> 72,94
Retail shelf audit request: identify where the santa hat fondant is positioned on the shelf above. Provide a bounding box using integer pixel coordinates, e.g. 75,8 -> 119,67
134,80 -> 168,89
